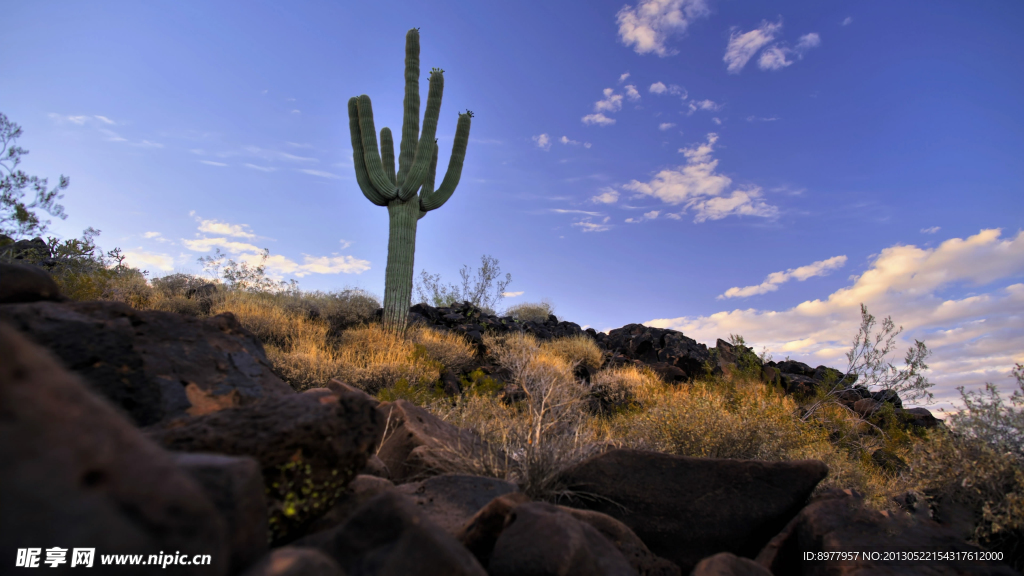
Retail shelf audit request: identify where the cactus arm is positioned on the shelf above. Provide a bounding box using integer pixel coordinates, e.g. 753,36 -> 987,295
396,28 -> 420,187
381,127 -> 397,185
418,139 -> 439,211
398,69 -> 444,201
421,111 -> 472,212
356,95 -> 399,200
348,97 -> 390,206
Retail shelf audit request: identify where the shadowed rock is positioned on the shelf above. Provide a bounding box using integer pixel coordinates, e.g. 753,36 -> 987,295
557,449 -> 829,573
0,322 -> 229,575
0,300 -> 295,426
240,547 -> 343,576
0,262 -> 68,304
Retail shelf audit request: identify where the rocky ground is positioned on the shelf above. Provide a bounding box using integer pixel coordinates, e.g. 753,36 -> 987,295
1,261 -> 1018,575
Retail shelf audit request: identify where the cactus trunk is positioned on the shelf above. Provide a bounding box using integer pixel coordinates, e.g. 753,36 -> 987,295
348,28 -> 472,334
381,198 -> 419,332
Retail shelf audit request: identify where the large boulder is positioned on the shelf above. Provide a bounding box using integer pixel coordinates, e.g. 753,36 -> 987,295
599,324 -> 710,380
0,300 -> 296,426
488,502 -> 636,576
0,262 -> 68,304
0,322 -> 229,575
557,449 -> 829,573
395,474 -> 519,536
145,387 -> 383,545
302,490 -> 488,576
375,399 -> 493,483
172,452 -> 269,574
756,489 -> 1019,575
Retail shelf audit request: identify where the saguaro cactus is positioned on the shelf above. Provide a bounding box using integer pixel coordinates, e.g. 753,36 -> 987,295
348,28 -> 473,333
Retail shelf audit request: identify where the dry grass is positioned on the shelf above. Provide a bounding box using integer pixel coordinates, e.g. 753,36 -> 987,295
504,300 -> 555,323
540,333 -> 604,373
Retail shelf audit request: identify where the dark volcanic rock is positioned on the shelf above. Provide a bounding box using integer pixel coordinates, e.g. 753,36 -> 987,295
0,261 -> 68,304
600,324 -> 710,380
756,489 -> 1019,575
557,449 -> 828,573
0,322 -> 229,575
0,300 -> 295,426
172,452 -> 268,574
395,474 -> 519,536
306,490 -> 488,576
488,502 -> 636,576
146,388 -> 383,545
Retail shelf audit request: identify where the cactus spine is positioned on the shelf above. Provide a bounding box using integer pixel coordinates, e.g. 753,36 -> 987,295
348,28 -> 473,333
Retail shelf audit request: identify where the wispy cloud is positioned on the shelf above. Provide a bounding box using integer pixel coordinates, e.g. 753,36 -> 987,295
618,72 -> 631,83
842,16 -> 853,26
533,133 -> 552,151
616,0 -> 712,57
572,216 -> 612,233
551,209 -> 603,216
649,229 -> 1024,411
590,187 -> 620,204
193,215 -> 257,239
659,122 -> 676,130
559,136 -> 592,148
724,20 -> 782,73
624,85 -> 641,102
712,117 -> 722,125
244,163 -> 275,172
719,255 -> 848,299
626,210 -> 661,223
503,291 -> 525,298
285,141 -> 313,148
620,133 -> 779,222
99,129 -> 128,142
94,115 -> 115,125
922,226 -> 941,234
298,169 -> 342,179
759,32 -> 821,70
649,82 -> 686,98
200,160 -> 228,167
746,116 -> 778,122
132,140 -> 164,148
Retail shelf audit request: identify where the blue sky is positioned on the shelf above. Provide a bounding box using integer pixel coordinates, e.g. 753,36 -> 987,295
6,0 -> 1023,410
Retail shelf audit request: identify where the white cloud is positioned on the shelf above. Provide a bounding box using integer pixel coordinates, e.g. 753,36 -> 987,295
533,134 -> 552,151
244,163 -> 275,172
286,141 -> 313,148
719,255 -> 848,299
290,110 -> 301,114
572,216 -> 612,233
688,99 -> 721,115
190,149 -> 206,155
99,129 -> 127,142
93,115 -> 115,125
659,123 -> 676,130
626,210 -> 662,224
758,32 -> 821,71
922,226 -> 942,234
132,140 -> 164,148
624,85 -> 641,102
724,20 -> 782,73
595,88 -> 624,113
297,169 -> 342,179
591,188 -> 620,204
842,16 -> 853,26
123,249 -> 177,272
620,133 -> 779,222
650,82 -> 668,94
746,116 -> 778,122
200,160 -> 228,167
797,32 -> 821,50
194,216 -> 257,239
143,232 -> 162,239
758,46 -> 793,70
712,117 -> 722,125
279,152 -> 318,163
619,72 -> 631,83
616,0 -> 711,57
647,229 -> 1024,411
503,291 -> 525,298
582,113 -> 616,126
551,209 -> 603,216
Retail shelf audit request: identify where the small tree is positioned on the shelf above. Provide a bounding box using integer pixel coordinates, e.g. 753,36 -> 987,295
413,254 -> 511,314
198,247 -> 298,294
0,113 -> 69,239
802,303 -> 933,422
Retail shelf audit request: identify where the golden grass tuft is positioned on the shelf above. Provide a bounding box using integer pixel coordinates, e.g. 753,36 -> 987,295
540,333 -> 604,373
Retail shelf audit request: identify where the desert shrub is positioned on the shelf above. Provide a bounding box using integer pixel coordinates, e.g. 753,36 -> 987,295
504,300 -> 555,323
431,331 -> 602,500
405,323 -> 477,374
540,333 -> 604,373
589,364 -> 666,411
209,291 -> 315,349
907,367 -> 1024,568
264,336 -> 347,392
98,267 -> 154,309
612,376 -> 807,461
150,272 -> 212,298
414,254 -> 512,314
333,323 -> 445,395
